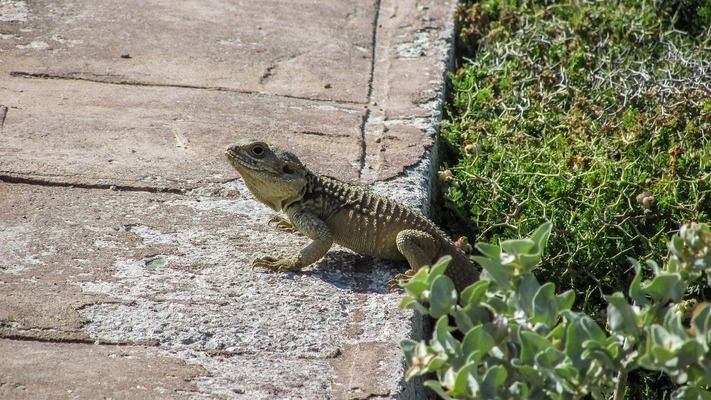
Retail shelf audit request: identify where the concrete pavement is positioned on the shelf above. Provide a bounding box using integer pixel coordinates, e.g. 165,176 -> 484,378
0,0 -> 456,398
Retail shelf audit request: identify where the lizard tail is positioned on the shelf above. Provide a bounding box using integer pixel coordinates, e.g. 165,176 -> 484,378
443,246 -> 481,293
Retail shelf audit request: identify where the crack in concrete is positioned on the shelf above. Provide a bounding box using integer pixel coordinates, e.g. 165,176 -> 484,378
9,71 -> 366,106
258,65 -> 275,84
357,0 -> 383,181
357,108 -> 371,179
0,174 -> 186,194
365,0 -> 382,102
0,105 -> 7,129
203,347 -> 342,360
298,130 -> 351,138
0,330 -> 159,347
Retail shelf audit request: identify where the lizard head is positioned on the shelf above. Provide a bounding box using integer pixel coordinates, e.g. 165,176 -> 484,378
225,139 -> 308,211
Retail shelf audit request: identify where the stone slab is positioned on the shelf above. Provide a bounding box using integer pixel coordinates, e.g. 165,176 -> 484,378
0,0 -> 459,398
0,0 -> 456,189
0,77 -> 365,188
361,0 -> 455,182
377,0 -> 454,120
0,181 -> 414,398
0,339 -> 206,400
0,0 -> 373,103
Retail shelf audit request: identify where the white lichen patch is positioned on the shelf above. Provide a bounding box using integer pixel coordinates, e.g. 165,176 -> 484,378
93,239 -> 117,249
78,280 -> 119,295
395,30 -> 431,59
50,34 -> 83,47
0,225 -> 51,274
0,0 -> 29,22
16,41 -> 49,50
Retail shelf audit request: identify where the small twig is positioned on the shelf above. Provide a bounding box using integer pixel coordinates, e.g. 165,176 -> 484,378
613,367 -> 628,400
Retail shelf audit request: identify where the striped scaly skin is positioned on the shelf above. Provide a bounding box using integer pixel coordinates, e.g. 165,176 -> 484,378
225,139 -> 480,291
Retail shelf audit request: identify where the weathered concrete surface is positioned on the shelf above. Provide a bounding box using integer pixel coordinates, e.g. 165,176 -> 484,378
0,0 -> 457,398
361,0 -> 456,184
0,0 -> 454,187
0,181 -> 413,398
0,339 -> 205,399
0,77 -> 365,188
0,0 -> 373,103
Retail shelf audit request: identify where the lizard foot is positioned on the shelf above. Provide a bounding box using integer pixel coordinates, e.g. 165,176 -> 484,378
386,269 -> 417,291
252,255 -> 303,272
268,216 -> 303,235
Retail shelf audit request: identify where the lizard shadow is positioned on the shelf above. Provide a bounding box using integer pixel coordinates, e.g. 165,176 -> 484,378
281,250 -> 406,294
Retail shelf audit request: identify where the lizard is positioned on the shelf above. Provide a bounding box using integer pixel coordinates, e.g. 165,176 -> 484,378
225,139 -> 480,291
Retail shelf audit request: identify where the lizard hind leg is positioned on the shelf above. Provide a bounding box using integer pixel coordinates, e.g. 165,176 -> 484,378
396,229 -> 439,269
390,229 -> 438,288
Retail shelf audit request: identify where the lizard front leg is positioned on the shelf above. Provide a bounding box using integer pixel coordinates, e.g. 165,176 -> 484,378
253,207 -> 333,272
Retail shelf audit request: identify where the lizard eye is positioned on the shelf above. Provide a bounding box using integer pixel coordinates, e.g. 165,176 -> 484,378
250,144 -> 265,157
282,165 -> 294,174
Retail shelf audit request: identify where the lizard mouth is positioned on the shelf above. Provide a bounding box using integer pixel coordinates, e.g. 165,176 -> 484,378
225,147 -> 240,158
225,149 -> 246,167
225,148 -> 263,174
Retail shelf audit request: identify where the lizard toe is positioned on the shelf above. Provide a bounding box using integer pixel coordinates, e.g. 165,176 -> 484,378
252,255 -> 302,272
252,256 -> 279,270
386,270 -> 417,291
267,216 -> 302,235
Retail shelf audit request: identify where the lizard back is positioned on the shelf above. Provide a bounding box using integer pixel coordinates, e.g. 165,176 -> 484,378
296,173 -> 454,260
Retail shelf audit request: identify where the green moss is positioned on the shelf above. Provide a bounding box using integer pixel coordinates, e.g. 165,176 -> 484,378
444,1 -> 710,395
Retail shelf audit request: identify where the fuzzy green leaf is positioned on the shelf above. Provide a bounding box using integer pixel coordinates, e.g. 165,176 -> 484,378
646,325 -> 677,365
556,289 -> 576,313
564,312 -> 607,370
460,279 -> 489,307
606,292 -> 639,338
472,256 -> 512,289
517,223 -> 552,271
530,222 -> 553,253
532,282 -> 558,326
461,325 -> 495,361
481,365 -> 508,397
428,256 -> 453,284
628,259 -> 649,306
519,330 -> 553,364
535,346 -> 566,368
401,278 -> 430,298
423,380 -> 454,400
691,303 -> 711,339
501,238 -> 535,255
431,316 -> 461,356
642,273 -> 685,303
400,296 -> 429,315
429,275 -> 458,319
450,306 -> 474,334
509,381 -> 529,397
451,362 -> 477,398
476,242 -> 501,259
581,340 -> 615,370
400,339 -> 417,365
517,272 -> 541,316
671,385 -> 711,400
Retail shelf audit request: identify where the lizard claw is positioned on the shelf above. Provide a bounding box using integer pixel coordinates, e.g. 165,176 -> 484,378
267,216 -> 302,235
386,269 -> 416,292
252,255 -> 303,272
252,256 -> 276,270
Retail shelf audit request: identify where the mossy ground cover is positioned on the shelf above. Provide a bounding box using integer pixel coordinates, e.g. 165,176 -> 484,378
441,1 -> 710,397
